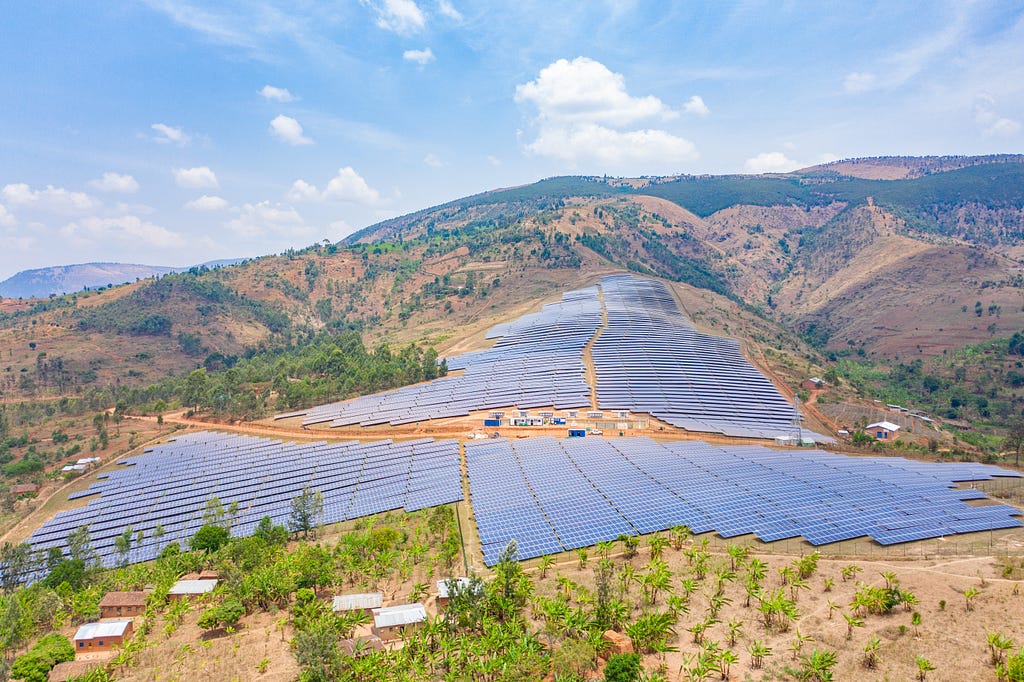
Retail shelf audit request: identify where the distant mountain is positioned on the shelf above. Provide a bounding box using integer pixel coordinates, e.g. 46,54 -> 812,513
0,259 -> 244,299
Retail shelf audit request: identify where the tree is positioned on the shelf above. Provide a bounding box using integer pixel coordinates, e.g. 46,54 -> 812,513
10,634 -> 74,682
254,515 -> 289,546
604,652 -> 641,682
1005,419 -> 1024,466
182,368 -> 210,411
1,542 -> 38,592
197,597 -> 244,631
289,487 -> 324,540
550,637 -> 597,681
191,524 -> 231,553
66,525 -> 99,568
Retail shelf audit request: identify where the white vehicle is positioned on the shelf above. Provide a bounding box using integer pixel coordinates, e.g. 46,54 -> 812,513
589,428 -> 603,435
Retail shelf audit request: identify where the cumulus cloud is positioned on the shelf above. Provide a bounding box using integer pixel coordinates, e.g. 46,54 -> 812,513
423,153 -> 445,168
2,183 -> 96,214
184,195 -> 229,211
743,152 -> 804,174
683,95 -> 710,116
259,85 -> 295,102
269,115 -> 313,145
403,48 -> 435,65
365,0 -> 425,35
227,201 -> 311,239
515,57 -> 696,170
437,0 -> 462,20
173,166 -> 219,189
288,167 -> 382,205
61,215 -> 182,248
516,57 -> 677,126
975,94 -> 1021,137
151,123 -> 191,145
89,172 -> 139,194
0,203 -> 15,227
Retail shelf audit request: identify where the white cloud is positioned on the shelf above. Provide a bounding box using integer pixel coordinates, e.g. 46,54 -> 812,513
288,167 -> 382,205
744,152 -> 803,174
516,57 -> 677,127
365,0 -> 426,35
515,57 -> 696,170
423,153 -> 445,168
525,124 -> 697,168
1,183 -> 96,214
682,95 -> 710,116
437,0 -> 462,20
0,204 -> 15,227
151,123 -> 192,146
259,85 -> 295,102
89,172 -> 139,194
184,195 -> 229,211
486,155 -> 501,166
269,115 -> 313,145
403,48 -> 435,65
173,166 -> 219,189
974,94 -> 1021,137
227,201 -> 311,239
61,215 -> 182,248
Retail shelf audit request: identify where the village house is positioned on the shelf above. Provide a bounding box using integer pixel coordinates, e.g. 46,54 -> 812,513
332,592 -> 383,616
866,421 -> 901,440
73,620 -> 133,655
371,603 -> 427,640
98,591 -> 148,619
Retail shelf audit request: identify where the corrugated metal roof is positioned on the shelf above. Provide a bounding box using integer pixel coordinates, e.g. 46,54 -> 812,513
74,620 -> 132,640
332,592 -> 383,611
867,421 -> 901,432
168,579 -> 218,595
373,603 -> 426,628
436,577 -> 476,599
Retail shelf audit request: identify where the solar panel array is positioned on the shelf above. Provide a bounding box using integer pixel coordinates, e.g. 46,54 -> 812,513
593,275 -> 800,438
29,431 -> 462,569
276,274 -> 813,441
279,286 -> 601,427
466,436 -> 1022,565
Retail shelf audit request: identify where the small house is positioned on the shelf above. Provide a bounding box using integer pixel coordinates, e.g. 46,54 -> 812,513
73,620 -> 133,654
167,578 -> 218,601
800,377 -> 824,391
372,603 -> 427,640
332,592 -> 383,616
436,577 -> 481,611
98,591 -> 148,619
865,421 -> 901,440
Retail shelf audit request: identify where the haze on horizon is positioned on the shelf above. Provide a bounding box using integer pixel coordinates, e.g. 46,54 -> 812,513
0,0 -> 1021,280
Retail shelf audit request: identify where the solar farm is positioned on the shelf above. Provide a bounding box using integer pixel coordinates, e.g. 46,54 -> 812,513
277,274 -> 808,440
466,436 -> 1023,565
27,431 -> 462,568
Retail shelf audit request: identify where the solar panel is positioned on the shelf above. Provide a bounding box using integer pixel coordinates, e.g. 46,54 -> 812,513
465,436 -> 1022,566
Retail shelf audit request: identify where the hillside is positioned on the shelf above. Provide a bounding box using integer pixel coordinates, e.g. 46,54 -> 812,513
0,155 -> 1021,411
0,260 -> 244,299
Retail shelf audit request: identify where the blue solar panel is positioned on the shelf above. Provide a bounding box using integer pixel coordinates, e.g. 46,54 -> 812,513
27,431 -> 463,571
465,436 -> 1022,566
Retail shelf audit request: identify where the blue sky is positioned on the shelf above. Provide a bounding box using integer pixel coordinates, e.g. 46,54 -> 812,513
0,1 -> 1022,280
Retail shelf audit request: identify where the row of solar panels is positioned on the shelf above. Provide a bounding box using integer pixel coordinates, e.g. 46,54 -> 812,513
466,436 -> 1022,565
276,274 -> 812,441
28,431 -> 463,569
